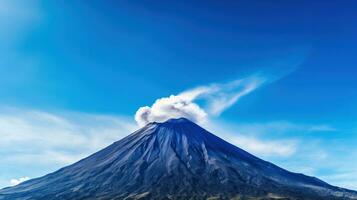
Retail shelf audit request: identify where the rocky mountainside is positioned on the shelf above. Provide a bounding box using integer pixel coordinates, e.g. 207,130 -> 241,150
0,118 -> 356,200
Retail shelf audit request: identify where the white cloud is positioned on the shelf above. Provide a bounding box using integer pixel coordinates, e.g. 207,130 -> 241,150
205,121 -> 298,157
0,108 -> 137,189
0,109 -> 137,157
306,125 -> 337,132
229,135 -> 297,157
135,95 -> 207,127
204,120 -> 336,158
202,76 -> 265,116
283,151 -> 357,191
10,177 -> 29,186
221,121 -> 337,136
135,75 -> 266,126
321,170 -> 357,191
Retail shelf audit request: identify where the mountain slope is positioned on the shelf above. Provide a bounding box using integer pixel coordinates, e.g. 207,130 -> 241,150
0,118 -> 356,200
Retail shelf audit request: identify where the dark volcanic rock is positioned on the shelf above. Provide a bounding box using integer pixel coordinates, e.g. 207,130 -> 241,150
0,118 -> 356,200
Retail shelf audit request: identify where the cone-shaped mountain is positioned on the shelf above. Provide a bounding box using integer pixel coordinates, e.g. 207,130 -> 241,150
0,118 -> 356,200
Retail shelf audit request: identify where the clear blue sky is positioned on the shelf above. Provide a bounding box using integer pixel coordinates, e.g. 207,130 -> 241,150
1,0 -> 357,190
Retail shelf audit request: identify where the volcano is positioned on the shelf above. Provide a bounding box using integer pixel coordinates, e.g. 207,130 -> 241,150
0,118 -> 356,200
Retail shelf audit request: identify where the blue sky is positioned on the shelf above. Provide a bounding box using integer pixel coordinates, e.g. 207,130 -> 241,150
1,0 -> 357,190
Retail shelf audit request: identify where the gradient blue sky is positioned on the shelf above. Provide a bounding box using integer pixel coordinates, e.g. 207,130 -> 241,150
1,0 -> 357,190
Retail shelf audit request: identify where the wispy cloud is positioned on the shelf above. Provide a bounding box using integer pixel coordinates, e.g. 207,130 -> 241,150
219,121 -> 337,136
205,121 -> 298,157
0,108 -> 137,165
228,135 -> 297,157
0,108 -> 137,188
321,170 -> 357,191
135,75 -> 266,126
230,136 -> 297,157
205,120 -> 337,158
312,149 -> 357,190
280,149 -> 357,191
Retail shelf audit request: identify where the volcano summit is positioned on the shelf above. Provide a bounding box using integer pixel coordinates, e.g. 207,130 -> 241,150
0,118 -> 356,200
